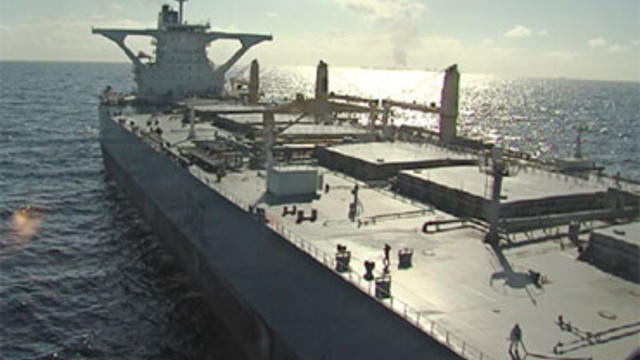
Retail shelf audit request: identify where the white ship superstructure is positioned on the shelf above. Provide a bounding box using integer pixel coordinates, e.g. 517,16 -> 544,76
93,0 -> 271,102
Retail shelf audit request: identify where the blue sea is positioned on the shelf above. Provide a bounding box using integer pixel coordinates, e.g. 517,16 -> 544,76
0,61 -> 638,359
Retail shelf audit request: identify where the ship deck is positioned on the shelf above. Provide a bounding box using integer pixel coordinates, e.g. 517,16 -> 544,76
327,142 -> 475,165
593,222 -> 640,247
216,113 -> 316,125
209,167 -> 640,360
117,109 -> 640,360
402,165 -> 607,202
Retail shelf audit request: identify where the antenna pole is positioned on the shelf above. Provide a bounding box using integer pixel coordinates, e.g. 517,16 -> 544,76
175,0 -> 188,24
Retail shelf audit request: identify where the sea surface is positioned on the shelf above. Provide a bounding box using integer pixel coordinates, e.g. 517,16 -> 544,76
0,61 -> 638,359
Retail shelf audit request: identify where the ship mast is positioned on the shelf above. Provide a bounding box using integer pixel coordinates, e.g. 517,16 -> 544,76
485,147 -> 507,245
175,0 -> 188,24
574,126 -> 585,159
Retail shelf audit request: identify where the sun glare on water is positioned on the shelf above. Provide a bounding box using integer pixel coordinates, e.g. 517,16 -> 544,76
6,205 -> 44,250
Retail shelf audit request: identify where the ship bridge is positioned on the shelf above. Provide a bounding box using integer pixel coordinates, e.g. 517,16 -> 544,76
92,1 -> 272,102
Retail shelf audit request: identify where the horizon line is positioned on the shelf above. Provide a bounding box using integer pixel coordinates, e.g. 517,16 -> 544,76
1,59 -> 638,84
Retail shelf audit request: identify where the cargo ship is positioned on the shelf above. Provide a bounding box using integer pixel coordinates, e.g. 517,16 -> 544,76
93,2 -> 640,359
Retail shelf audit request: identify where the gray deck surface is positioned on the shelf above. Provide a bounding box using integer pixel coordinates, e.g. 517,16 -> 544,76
209,167 -> 640,360
328,142 -> 475,165
120,111 -> 640,360
404,166 -> 610,202
193,103 -> 267,114
281,124 -> 369,136
593,222 -> 640,247
221,113 -> 316,125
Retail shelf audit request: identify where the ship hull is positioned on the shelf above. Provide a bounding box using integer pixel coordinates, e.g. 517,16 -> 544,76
99,107 -> 279,359
98,106 -> 460,360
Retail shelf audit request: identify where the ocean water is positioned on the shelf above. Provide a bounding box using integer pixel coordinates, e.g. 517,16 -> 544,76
0,62 -> 243,360
259,66 -> 639,179
0,61 -> 638,359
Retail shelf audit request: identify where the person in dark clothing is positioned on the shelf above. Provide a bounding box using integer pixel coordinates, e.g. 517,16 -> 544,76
508,323 -> 523,359
383,244 -> 391,273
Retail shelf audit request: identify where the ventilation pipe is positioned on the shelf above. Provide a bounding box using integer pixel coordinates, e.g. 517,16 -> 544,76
439,64 -> 459,142
314,60 -> 329,123
249,59 -> 260,105
187,106 -> 196,140
485,147 -> 506,245
263,111 -> 276,191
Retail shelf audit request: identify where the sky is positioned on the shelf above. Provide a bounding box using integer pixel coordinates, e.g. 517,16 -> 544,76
0,0 -> 638,81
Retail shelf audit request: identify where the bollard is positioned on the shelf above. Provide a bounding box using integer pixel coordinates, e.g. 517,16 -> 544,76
375,274 -> 391,299
335,250 -> 351,273
283,205 -> 297,216
364,260 -> 375,281
398,248 -> 413,269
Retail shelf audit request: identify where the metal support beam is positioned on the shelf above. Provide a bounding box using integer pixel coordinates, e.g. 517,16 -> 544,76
92,29 -> 147,68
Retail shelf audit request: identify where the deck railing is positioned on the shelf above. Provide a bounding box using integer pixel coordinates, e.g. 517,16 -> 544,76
189,166 -> 497,360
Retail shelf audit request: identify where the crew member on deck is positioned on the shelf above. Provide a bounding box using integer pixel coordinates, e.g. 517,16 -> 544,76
383,243 -> 391,273
508,323 -> 524,359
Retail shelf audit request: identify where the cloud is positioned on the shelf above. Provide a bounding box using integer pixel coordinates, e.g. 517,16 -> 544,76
586,38 -> 640,53
265,12 -> 278,18
250,30 -> 387,68
335,0 -> 425,21
545,50 -> 580,61
504,25 -> 549,39
109,3 -> 124,15
0,16 -> 155,62
480,38 -> 495,46
597,39 -> 639,53
607,43 -> 632,53
587,37 -> 607,48
504,25 -> 533,38
334,0 -> 426,67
